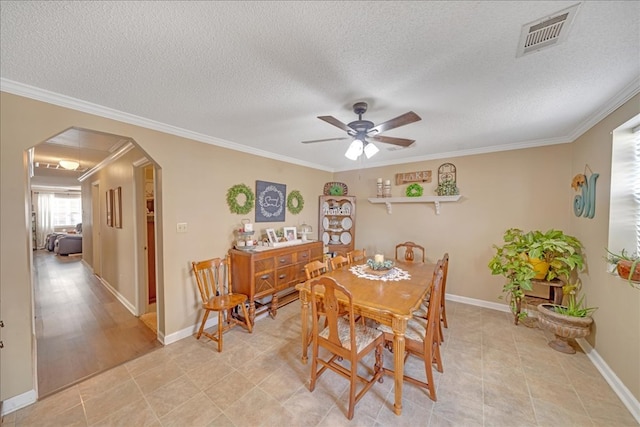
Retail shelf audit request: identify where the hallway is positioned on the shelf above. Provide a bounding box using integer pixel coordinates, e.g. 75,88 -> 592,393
34,250 -> 162,397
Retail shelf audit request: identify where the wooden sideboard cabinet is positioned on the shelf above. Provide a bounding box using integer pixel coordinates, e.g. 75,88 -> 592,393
229,241 -> 323,323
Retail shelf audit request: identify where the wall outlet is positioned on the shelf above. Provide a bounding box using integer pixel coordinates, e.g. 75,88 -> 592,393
176,223 -> 188,233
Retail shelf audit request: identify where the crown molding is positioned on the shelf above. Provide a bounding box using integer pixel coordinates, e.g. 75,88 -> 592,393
3,76 -> 639,174
0,79 -> 334,173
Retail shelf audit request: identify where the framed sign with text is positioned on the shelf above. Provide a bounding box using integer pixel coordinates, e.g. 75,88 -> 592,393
255,180 -> 286,222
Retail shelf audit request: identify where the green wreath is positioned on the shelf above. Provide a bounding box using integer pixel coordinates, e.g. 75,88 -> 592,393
287,190 -> 304,214
406,183 -> 424,197
226,183 -> 255,215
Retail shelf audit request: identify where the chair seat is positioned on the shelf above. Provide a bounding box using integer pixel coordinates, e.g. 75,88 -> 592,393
204,293 -> 248,311
413,301 -> 429,319
377,316 -> 427,342
320,317 -> 383,352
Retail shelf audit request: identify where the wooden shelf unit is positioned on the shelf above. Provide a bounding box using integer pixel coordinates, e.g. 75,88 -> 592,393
319,195 -> 355,257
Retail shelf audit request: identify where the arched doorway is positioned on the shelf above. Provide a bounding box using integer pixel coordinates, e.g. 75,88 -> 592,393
28,127 -> 163,397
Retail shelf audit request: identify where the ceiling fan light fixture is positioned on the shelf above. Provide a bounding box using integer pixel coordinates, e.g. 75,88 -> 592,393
364,142 -> 379,159
345,138 -> 364,160
59,160 -> 80,170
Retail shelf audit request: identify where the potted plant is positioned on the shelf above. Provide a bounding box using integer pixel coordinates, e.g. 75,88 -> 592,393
605,248 -> 640,288
488,228 -> 536,324
488,228 -> 586,324
526,229 -> 585,281
435,179 -> 459,196
536,282 -> 597,354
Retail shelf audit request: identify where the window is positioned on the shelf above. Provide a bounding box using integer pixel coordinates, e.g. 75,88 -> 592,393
608,114 -> 640,256
52,193 -> 82,227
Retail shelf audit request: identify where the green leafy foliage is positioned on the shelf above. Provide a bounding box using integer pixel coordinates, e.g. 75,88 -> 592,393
488,228 -> 586,321
435,179 -> 459,196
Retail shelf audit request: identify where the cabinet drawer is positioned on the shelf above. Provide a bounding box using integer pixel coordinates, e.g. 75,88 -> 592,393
292,262 -> 307,282
254,271 -> 275,296
276,265 -> 300,289
295,249 -> 311,264
276,253 -> 293,267
254,257 -> 275,273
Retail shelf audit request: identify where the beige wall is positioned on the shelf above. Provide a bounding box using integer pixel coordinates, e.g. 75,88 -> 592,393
569,93 -> 640,399
0,92 -> 331,401
1,90 -> 638,406
335,144 -> 573,303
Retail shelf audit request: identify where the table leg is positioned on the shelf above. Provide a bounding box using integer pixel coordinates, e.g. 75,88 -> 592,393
392,317 -> 408,415
300,291 -> 309,364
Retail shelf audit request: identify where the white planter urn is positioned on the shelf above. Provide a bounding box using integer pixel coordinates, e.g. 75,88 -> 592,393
537,303 -> 593,354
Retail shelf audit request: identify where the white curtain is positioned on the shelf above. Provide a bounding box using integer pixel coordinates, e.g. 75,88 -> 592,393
35,192 -> 55,249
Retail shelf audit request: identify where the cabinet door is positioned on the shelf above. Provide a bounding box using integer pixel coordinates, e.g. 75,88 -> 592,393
319,195 -> 355,256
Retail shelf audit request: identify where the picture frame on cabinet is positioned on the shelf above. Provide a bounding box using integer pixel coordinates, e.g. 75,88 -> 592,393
266,228 -> 277,244
283,227 -> 297,241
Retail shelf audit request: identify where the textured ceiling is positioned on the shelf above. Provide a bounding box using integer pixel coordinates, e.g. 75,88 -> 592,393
1,1 -> 639,172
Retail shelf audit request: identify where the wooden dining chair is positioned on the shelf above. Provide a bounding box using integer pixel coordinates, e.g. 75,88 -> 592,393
330,255 -> 350,270
304,259 -> 329,280
191,257 -> 252,352
347,249 -> 366,264
414,253 -> 449,342
378,259 -> 444,401
308,276 -> 385,420
395,241 -> 425,263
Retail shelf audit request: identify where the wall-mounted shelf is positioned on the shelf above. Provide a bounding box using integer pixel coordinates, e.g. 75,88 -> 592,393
368,195 -> 461,215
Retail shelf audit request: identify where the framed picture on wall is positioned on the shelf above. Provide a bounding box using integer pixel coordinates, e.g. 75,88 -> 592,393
114,187 -> 122,228
106,189 -> 114,227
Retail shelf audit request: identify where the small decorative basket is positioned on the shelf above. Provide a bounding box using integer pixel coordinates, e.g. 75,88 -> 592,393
366,258 -> 394,271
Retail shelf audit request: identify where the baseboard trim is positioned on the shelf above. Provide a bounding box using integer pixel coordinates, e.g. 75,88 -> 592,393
1,389 -> 37,416
575,337 -> 640,424
96,277 -> 136,316
163,310 -> 269,345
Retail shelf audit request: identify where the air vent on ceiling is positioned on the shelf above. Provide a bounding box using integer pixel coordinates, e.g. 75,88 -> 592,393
516,3 -> 581,57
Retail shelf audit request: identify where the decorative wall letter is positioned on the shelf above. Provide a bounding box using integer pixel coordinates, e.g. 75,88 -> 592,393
572,167 -> 599,219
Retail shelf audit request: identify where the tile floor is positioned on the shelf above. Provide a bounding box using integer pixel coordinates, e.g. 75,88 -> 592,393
2,301 -> 637,426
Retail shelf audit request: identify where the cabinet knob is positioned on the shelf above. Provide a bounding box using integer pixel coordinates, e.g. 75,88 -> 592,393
279,258 -> 286,263
279,274 -> 286,279
260,274 -> 270,280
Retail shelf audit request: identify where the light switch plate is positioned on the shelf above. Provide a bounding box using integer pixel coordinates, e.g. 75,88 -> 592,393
176,223 -> 188,233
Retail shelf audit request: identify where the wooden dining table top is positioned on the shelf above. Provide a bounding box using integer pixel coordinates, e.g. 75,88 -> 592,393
296,260 -> 436,317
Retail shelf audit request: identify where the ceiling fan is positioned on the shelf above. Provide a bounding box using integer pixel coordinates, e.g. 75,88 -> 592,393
302,102 -> 421,160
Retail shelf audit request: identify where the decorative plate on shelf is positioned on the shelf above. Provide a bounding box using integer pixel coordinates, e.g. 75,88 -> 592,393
340,232 -> 352,244
323,182 -> 348,196
341,217 -> 352,230
322,232 -> 330,245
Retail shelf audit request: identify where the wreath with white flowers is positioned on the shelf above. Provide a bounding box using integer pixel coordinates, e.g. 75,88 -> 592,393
406,183 -> 424,197
287,190 -> 304,214
226,183 -> 255,215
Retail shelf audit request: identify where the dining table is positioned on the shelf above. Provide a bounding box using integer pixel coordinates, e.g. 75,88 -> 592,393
295,259 -> 436,416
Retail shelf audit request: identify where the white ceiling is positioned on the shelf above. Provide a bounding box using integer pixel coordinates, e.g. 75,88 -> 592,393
1,1 -> 639,173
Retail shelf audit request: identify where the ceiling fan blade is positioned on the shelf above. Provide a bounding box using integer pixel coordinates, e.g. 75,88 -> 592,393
301,136 -> 351,144
369,135 -> 415,147
318,116 -> 355,132
367,111 -> 421,135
